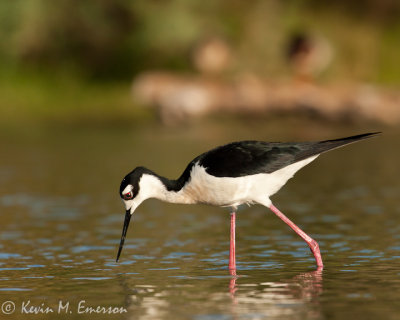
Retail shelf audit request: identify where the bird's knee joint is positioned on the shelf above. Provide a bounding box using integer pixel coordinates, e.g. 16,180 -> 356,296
309,239 -> 319,251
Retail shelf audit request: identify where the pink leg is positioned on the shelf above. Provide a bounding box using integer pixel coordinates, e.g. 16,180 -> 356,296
229,212 -> 237,276
269,204 -> 323,269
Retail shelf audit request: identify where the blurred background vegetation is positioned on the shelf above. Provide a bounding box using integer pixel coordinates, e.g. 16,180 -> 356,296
1,0 -> 399,126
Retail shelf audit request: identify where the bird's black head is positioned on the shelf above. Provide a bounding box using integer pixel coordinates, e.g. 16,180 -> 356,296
116,167 -> 155,262
119,166 -> 157,199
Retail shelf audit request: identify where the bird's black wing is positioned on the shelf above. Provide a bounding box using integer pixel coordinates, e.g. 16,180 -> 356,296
195,132 -> 379,178
197,141 -> 311,177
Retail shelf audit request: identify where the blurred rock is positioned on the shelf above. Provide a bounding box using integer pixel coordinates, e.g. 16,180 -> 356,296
192,37 -> 232,75
286,32 -> 333,82
132,71 -> 400,125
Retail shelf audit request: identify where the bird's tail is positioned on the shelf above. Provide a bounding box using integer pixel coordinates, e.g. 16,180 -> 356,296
314,132 -> 381,155
293,132 -> 380,162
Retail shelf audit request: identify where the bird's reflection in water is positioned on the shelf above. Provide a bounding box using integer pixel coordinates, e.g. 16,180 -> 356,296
119,268 -> 323,319
229,268 -> 323,318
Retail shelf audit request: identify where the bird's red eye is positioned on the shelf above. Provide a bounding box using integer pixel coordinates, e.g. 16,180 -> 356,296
123,191 -> 134,200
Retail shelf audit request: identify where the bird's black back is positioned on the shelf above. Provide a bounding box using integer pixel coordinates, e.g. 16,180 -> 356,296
189,132 -> 379,178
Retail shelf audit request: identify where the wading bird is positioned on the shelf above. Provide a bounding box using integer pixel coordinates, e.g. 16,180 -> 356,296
116,132 -> 379,272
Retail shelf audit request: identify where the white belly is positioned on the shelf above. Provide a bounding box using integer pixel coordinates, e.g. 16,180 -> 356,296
179,156 -> 318,208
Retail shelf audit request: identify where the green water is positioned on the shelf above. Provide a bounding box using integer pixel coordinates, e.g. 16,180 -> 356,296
0,120 -> 398,319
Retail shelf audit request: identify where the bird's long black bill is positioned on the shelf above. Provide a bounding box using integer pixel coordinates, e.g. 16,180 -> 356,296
116,210 -> 132,262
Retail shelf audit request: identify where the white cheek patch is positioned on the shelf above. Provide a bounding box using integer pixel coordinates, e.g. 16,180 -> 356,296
123,199 -> 141,215
122,184 -> 133,195
123,199 -> 134,211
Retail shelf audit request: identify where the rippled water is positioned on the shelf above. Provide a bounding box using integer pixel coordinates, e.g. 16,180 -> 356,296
0,121 -> 399,319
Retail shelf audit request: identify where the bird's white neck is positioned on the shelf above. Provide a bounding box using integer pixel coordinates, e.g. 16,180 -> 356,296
139,174 -> 194,204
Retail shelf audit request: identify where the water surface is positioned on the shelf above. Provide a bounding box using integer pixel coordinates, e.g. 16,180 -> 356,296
0,121 -> 398,319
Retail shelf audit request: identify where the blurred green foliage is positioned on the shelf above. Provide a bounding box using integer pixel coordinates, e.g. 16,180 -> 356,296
0,0 -> 400,82
0,70 -> 152,129
0,0 -> 400,128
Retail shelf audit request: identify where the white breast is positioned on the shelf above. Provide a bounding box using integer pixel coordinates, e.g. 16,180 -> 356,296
179,155 -> 318,208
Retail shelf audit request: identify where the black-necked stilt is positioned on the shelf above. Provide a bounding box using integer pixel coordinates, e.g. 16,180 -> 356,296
116,132 -> 380,272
